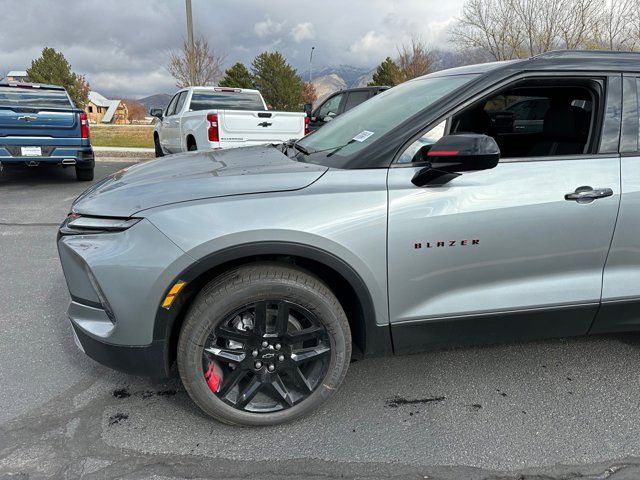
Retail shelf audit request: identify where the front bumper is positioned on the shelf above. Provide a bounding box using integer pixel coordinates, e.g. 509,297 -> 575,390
57,218 -> 193,378
70,317 -> 168,377
0,145 -> 94,167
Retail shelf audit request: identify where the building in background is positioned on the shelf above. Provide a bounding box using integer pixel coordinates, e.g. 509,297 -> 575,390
5,70 -> 29,82
86,91 -> 128,124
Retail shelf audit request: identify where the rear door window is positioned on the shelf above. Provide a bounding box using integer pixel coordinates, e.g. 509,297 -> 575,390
343,90 -> 371,112
0,87 -> 71,109
189,91 -> 265,111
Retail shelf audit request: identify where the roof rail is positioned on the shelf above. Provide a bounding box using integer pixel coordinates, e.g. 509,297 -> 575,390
532,49 -> 640,59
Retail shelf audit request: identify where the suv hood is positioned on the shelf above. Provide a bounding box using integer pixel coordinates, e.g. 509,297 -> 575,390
72,145 -> 328,217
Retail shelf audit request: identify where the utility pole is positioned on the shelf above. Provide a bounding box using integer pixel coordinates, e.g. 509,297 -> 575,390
185,0 -> 195,85
309,46 -> 315,84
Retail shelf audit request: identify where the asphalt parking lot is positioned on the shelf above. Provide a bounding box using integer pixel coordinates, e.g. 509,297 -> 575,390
2,161 -> 640,480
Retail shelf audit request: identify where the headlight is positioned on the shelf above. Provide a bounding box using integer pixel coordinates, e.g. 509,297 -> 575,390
60,213 -> 141,235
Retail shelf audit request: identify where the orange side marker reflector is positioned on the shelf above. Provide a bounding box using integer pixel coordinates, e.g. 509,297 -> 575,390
162,281 -> 186,309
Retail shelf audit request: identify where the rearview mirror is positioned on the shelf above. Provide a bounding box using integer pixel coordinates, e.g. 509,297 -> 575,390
150,108 -> 163,119
412,134 -> 500,187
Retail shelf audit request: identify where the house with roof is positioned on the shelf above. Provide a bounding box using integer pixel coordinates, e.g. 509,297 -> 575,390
5,70 -> 29,82
85,91 -> 128,124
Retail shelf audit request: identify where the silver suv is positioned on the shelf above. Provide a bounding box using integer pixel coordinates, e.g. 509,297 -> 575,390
58,51 -> 640,426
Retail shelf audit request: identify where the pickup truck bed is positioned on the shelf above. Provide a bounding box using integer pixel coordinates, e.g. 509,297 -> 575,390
154,87 -> 307,156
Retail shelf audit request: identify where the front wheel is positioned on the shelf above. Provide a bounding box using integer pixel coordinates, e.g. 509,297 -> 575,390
177,263 -> 351,426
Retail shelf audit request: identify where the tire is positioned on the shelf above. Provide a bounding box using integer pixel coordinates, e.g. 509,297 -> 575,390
154,135 -> 164,157
75,167 -> 94,181
187,138 -> 197,151
177,263 -> 351,426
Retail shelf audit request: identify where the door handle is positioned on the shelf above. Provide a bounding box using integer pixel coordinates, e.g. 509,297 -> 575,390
564,186 -> 613,203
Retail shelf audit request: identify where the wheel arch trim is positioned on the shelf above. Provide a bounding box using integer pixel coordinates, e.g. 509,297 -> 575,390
153,241 -> 393,368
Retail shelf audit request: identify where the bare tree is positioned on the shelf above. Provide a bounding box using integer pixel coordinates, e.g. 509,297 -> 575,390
168,35 -> 226,87
557,0 -> 600,49
451,0 -> 640,60
396,37 -> 435,81
451,0 -> 526,60
593,0 -> 637,50
123,100 -> 147,123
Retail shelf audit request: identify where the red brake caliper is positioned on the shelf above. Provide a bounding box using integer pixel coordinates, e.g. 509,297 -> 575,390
205,362 -> 221,393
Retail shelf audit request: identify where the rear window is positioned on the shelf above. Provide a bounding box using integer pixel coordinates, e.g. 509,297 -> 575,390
0,87 -> 71,109
189,91 -> 265,111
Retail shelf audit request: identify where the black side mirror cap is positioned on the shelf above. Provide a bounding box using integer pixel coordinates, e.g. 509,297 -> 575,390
303,103 -> 313,116
412,134 -> 500,187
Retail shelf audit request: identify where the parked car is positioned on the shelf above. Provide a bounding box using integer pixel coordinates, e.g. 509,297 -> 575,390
151,87 -> 308,156
0,83 -> 94,180
306,86 -> 388,132
59,50 -> 640,426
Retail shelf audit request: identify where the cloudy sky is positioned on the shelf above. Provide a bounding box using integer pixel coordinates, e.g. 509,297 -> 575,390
0,0 -> 465,99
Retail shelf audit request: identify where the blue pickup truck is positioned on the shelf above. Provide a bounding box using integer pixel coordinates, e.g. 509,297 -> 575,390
0,83 -> 94,180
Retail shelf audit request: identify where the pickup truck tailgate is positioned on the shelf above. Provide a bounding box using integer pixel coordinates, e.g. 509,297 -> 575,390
0,107 -> 80,138
219,110 -> 305,143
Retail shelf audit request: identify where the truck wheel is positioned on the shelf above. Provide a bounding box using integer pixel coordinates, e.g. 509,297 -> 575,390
75,167 -> 94,181
154,135 -> 164,157
187,138 -> 197,151
177,263 -> 351,426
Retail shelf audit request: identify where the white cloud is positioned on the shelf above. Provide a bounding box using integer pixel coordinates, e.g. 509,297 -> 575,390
348,31 -> 395,64
290,22 -> 315,43
253,15 -> 286,38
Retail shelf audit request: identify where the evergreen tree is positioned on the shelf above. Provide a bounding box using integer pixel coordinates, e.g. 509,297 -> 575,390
368,57 -> 402,87
251,52 -> 303,110
27,47 -> 89,107
219,62 -> 254,89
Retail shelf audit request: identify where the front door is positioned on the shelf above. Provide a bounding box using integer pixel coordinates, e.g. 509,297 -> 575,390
387,75 -> 622,353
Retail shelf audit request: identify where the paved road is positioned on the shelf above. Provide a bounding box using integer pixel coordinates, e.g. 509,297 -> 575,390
2,161 -> 640,479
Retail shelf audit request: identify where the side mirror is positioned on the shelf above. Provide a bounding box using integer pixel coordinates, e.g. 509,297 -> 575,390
303,103 -> 313,116
150,108 -> 163,119
412,134 -> 500,187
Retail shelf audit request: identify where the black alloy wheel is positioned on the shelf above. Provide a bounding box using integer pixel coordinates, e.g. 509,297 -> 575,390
177,263 -> 351,426
203,300 -> 331,412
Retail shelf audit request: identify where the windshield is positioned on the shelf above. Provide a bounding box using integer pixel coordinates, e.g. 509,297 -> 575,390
189,91 -> 265,111
295,74 -> 479,167
0,87 -> 71,109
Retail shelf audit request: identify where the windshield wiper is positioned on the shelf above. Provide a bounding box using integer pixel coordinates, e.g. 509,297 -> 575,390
289,138 -> 356,158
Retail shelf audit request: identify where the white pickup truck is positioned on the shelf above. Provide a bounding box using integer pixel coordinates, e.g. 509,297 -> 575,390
151,87 -> 308,156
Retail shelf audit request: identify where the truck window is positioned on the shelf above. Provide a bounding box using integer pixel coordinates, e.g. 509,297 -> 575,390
165,93 -> 180,116
173,91 -> 188,115
343,91 -> 371,112
0,87 -> 71,109
189,91 -> 265,111
317,93 -> 343,119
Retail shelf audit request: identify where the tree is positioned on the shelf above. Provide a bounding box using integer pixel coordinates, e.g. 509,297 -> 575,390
368,57 -> 402,86
396,37 -> 434,81
26,47 -> 90,107
251,52 -> 303,110
219,63 -> 254,89
168,35 -> 226,87
301,81 -> 317,105
450,0 -> 640,61
123,100 -> 147,123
